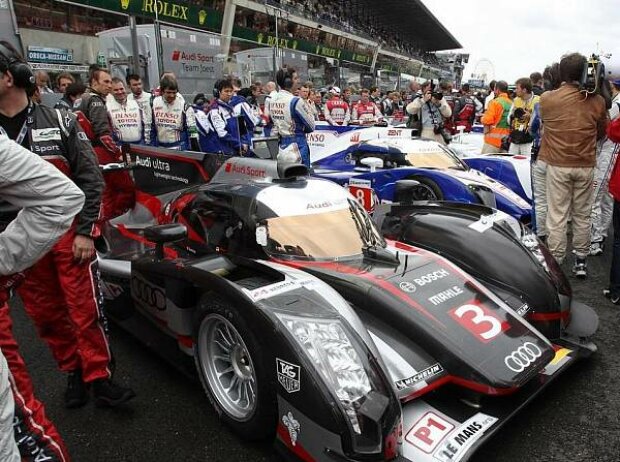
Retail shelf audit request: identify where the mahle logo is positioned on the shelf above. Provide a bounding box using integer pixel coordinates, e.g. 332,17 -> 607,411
119,0 -> 130,10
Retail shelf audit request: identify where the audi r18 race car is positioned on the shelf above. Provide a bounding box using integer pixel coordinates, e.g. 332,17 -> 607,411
97,145 -> 597,462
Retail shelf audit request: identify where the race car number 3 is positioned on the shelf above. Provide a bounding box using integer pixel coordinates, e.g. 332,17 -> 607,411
405,411 -> 455,453
449,302 -> 507,343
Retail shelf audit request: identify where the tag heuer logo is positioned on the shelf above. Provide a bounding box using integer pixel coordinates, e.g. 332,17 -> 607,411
276,358 -> 300,393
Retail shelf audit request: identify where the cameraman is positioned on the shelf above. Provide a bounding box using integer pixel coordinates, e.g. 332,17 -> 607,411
539,52 -> 608,277
406,87 -> 452,145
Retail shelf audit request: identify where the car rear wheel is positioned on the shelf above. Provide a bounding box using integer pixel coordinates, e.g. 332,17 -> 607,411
406,177 -> 444,201
193,295 -> 275,440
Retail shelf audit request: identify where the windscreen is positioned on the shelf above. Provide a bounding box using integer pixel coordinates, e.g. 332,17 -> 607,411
405,146 -> 464,170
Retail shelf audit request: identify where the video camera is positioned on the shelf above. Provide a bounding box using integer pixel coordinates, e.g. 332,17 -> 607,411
581,53 -> 613,108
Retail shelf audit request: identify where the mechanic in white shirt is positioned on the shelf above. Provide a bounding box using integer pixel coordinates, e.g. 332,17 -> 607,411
107,77 -> 151,145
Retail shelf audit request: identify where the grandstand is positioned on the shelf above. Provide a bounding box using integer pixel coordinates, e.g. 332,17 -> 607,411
10,0 -> 463,89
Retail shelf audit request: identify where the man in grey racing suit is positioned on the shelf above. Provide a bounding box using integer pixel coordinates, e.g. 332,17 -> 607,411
0,134 -> 84,461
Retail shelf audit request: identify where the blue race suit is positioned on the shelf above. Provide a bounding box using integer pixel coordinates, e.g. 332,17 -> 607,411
270,90 -> 315,166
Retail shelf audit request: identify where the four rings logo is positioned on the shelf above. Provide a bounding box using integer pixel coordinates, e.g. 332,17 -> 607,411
399,281 -> 417,293
504,342 -> 542,373
131,277 -> 166,311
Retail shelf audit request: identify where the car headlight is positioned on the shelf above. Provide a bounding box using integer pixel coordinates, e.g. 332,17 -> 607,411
276,313 -> 391,455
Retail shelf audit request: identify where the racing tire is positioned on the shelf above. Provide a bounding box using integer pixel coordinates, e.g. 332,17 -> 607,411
407,177 -> 444,201
193,292 -> 276,440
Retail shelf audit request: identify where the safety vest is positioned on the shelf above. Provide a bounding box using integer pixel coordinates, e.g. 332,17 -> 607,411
483,94 -> 512,147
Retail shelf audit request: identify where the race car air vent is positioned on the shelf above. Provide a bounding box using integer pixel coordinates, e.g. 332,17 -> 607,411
275,163 -> 309,182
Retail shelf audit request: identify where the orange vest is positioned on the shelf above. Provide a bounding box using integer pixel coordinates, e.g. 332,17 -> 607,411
481,93 -> 512,148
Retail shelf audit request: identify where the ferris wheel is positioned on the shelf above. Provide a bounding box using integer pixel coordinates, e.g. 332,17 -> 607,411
471,58 -> 495,85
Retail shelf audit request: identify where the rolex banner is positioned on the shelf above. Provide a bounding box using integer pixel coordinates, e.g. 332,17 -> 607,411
62,0 -> 223,30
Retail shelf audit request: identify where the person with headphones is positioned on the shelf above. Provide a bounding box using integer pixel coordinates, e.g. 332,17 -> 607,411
204,78 -> 247,155
0,41 -> 135,416
270,67 -> 315,166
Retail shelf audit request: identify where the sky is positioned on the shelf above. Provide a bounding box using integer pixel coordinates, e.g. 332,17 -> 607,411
421,0 -> 619,83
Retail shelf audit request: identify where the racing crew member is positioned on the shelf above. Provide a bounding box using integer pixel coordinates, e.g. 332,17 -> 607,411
324,86 -> 350,126
55,72 -> 74,94
204,78 -> 246,155
270,67 -> 315,166
107,77 -> 151,145
192,93 -> 212,153
406,86 -> 452,145
506,77 -> 539,155
231,85 -> 261,148
54,81 -> 86,112
539,52 -> 608,276
0,134 -> 85,462
481,80 -> 512,153
151,75 -> 199,151
76,68 -> 134,221
0,42 -> 135,413
126,73 -> 152,115
590,77 -> 620,256
440,81 -> 457,134
453,83 -> 477,132
351,88 -> 383,125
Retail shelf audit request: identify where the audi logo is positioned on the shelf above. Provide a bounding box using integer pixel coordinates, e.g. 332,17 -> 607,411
131,277 -> 167,311
504,342 -> 542,373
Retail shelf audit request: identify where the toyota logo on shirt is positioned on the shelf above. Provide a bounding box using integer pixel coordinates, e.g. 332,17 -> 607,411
504,342 -> 542,373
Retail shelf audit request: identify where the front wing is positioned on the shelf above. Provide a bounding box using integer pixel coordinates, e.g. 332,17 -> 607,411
400,344 -> 581,462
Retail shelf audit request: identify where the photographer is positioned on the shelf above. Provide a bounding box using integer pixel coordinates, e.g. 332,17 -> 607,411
506,77 -> 539,155
539,52 -> 608,277
406,86 -> 452,145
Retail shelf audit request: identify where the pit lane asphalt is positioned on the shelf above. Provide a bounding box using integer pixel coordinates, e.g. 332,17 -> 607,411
9,243 -> 620,462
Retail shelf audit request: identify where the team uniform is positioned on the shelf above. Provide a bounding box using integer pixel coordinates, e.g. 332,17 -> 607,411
352,101 -> 382,124
76,88 -> 135,220
107,97 -> 151,144
231,94 -> 261,146
203,99 -> 244,155
453,94 -> 477,132
0,103 -> 105,461
151,95 -> 199,151
270,89 -> 315,166
324,98 -> 351,126
127,90 -> 152,116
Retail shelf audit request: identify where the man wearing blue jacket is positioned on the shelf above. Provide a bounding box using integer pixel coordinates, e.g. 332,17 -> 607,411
204,79 -> 247,155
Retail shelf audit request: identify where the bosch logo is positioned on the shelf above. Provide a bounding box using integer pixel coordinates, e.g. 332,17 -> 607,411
414,269 -> 450,287
504,342 -> 542,373
131,277 -> 166,311
399,281 -> 417,293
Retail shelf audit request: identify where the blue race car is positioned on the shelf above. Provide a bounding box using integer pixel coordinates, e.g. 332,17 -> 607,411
311,136 -> 532,222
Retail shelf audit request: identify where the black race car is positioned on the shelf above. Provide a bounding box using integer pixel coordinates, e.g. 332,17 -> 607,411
97,145 -> 597,462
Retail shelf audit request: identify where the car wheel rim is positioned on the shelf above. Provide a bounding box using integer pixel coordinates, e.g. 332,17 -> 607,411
411,184 -> 438,200
198,314 -> 257,421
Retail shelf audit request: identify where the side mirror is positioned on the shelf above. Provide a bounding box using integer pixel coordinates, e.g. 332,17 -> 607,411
360,157 -> 384,172
144,224 -> 187,259
394,179 -> 421,205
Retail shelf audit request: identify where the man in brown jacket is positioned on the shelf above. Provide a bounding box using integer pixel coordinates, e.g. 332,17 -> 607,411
539,52 -> 608,277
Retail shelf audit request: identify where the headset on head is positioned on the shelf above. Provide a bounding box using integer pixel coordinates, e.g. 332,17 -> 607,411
0,43 -> 35,90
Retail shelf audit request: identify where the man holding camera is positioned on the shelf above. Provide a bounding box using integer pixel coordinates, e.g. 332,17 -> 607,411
506,77 -> 539,155
539,52 -> 608,277
406,86 -> 452,145
481,80 -> 512,153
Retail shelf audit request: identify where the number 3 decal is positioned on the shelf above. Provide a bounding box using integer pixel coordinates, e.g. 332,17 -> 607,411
449,303 -> 507,343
